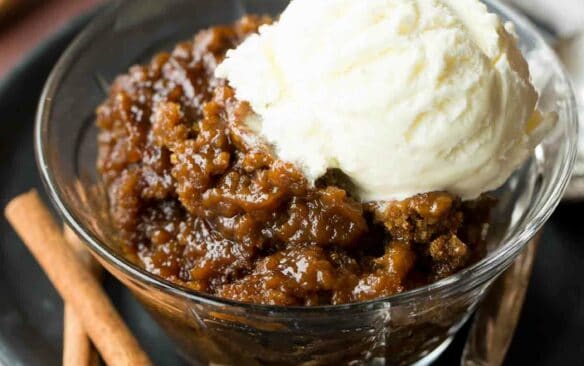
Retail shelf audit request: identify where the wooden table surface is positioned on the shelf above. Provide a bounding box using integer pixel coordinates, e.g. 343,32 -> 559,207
0,0 -> 101,81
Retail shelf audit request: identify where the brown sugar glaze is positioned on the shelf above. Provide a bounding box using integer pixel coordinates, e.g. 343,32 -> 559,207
96,16 -> 493,306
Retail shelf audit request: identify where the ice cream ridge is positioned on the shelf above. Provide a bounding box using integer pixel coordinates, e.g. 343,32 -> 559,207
216,0 -> 553,202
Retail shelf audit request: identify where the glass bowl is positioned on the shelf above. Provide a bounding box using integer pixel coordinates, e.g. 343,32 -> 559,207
35,0 -> 578,365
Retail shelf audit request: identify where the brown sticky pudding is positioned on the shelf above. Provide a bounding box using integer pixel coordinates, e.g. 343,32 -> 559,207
96,16 -> 492,306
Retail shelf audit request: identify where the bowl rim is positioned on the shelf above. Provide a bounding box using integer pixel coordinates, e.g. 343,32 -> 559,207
35,0 -> 579,313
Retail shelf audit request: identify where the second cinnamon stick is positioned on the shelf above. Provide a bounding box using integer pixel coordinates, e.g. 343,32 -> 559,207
63,225 -> 101,366
5,190 -> 152,366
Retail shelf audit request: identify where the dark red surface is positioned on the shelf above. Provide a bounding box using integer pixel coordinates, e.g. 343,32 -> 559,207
0,0 -> 101,80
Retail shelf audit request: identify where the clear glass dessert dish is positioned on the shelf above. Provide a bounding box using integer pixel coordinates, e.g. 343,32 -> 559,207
35,0 -> 578,365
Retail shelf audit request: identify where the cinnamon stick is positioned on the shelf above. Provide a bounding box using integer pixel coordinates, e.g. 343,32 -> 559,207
63,225 -> 101,366
5,190 -> 152,366
64,225 -> 101,275
63,305 -> 100,366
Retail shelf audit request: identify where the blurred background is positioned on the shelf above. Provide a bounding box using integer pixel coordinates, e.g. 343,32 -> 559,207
1,0 -> 584,81
0,0 -> 101,79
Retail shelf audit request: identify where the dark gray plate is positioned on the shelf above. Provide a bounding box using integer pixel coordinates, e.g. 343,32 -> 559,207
0,4 -> 582,366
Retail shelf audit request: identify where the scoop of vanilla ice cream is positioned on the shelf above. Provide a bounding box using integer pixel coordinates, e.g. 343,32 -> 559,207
216,0 -> 552,201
